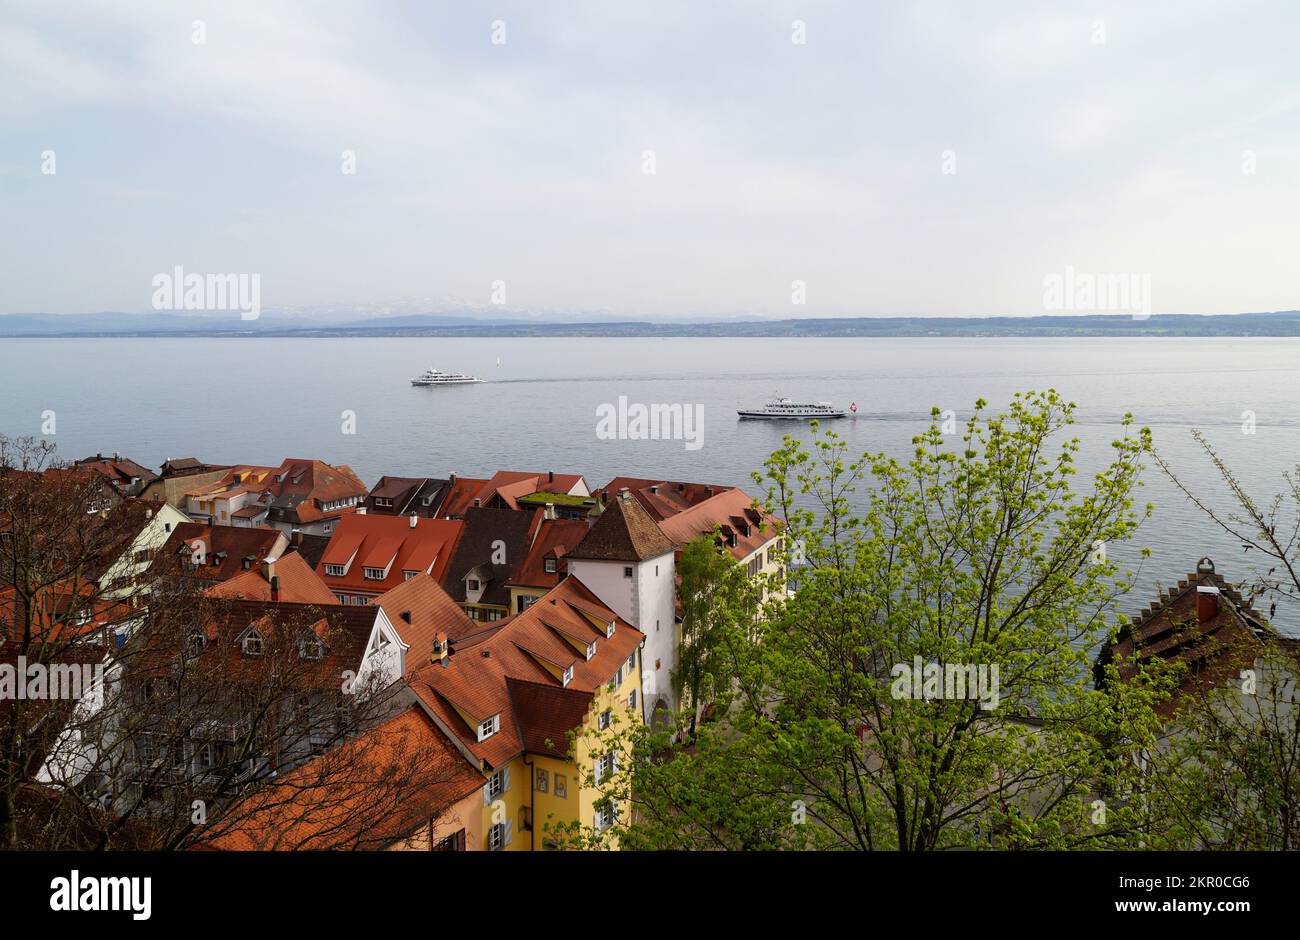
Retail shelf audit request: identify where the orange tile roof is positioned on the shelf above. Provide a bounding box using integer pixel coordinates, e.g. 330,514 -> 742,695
205,553 -> 337,605
409,576 -> 642,769
317,514 -> 463,597
439,477 -> 490,518
196,705 -> 484,850
373,574 -> 479,675
600,477 -> 734,521
656,487 -> 782,560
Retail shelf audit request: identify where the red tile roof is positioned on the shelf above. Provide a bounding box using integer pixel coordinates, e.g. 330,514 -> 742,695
1098,558 -> 1292,720
657,487 -> 782,560
408,576 -> 641,769
317,514 -> 463,597
195,705 -> 484,850
205,552 -> 338,605
373,574 -> 480,675
152,523 -> 286,585
600,477 -> 734,521
509,518 -> 591,590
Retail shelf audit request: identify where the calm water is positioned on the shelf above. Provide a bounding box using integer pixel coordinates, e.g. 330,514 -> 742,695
2,335 -> 1298,628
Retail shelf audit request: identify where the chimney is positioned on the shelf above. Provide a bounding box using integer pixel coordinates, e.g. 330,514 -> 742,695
619,486 -> 630,502
264,555 -> 277,583
548,470 -> 554,483
433,631 -> 448,665
544,502 -> 556,521
401,610 -> 412,623
449,472 -> 457,486
357,506 -> 367,515
473,498 -> 481,507
270,575 -> 280,600
705,485 -> 714,497
649,484 -> 659,494
409,514 -> 417,528
1196,585 -> 1220,624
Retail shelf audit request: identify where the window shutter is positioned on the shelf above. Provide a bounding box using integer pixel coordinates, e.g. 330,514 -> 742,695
502,766 -> 511,793
504,818 -> 513,846
483,780 -> 491,806
611,751 -> 620,774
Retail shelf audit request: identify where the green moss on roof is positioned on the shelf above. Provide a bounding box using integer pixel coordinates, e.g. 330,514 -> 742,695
516,492 -> 593,506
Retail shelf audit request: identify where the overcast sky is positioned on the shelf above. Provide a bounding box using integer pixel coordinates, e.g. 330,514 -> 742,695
2,0 -> 1298,318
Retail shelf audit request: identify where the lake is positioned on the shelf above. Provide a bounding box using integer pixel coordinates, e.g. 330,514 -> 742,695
2,335 -> 1297,628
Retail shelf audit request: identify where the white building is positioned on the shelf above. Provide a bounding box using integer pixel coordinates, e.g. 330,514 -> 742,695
565,489 -> 678,723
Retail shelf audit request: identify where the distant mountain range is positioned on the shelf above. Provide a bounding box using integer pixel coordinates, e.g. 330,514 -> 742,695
4,309 -> 1300,338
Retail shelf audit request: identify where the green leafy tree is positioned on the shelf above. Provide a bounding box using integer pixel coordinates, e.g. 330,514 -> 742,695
621,391 -> 1164,849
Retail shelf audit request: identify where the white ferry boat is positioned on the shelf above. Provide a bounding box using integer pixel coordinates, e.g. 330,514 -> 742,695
737,397 -> 846,419
410,367 -> 484,386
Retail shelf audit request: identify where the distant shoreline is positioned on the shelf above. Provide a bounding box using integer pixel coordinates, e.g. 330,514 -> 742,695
4,311 -> 1300,339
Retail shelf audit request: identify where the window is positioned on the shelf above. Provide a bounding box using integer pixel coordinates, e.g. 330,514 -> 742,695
363,567 -> 385,580
628,689 -> 637,710
485,768 -> 507,800
488,821 -> 510,851
605,622 -> 615,638
197,743 -> 214,771
519,806 -> 532,832
554,774 -> 567,799
536,768 -> 549,793
585,642 -> 596,661
626,650 -> 637,673
242,629 -> 263,657
594,751 -> 618,784
324,564 -> 346,577
595,802 -> 618,833
623,566 -> 633,578
374,497 -> 392,507
598,709 -> 612,730
403,570 -> 419,581
544,558 -> 557,574
185,631 -> 206,658
300,634 -> 324,660
561,665 -> 573,687
466,578 -> 481,592
477,714 -> 500,742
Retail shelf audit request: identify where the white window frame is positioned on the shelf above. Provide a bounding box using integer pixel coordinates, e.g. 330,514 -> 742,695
477,714 -> 501,742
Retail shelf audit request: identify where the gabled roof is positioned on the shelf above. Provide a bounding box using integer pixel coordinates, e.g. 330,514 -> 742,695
569,490 -> 674,563
657,486 -> 781,560
74,454 -> 159,488
506,677 -> 594,759
196,705 -> 484,851
600,476 -> 734,521
373,574 -> 479,675
510,518 -> 591,590
205,553 -> 337,605
317,514 -> 463,595
152,523 -> 286,584
408,576 -> 642,768
1097,558 -> 1292,720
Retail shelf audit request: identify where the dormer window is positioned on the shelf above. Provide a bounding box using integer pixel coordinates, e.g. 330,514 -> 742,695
325,564 -> 346,577
605,622 -> 615,638
300,635 -> 324,660
363,566 -> 386,580
185,631 -> 206,658
544,558 -> 557,574
242,629 -> 263,657
585,642 -> 596,661
403,570 -> 419,581
467,579 -> 481,592
477,714 -> 501,742
562,665 -> 573,687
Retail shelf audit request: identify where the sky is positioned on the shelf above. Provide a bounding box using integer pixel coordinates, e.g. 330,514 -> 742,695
1,0 -> 1298,319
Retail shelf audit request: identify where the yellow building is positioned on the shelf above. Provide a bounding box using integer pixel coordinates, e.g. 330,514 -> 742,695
407,574 -> 643,850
